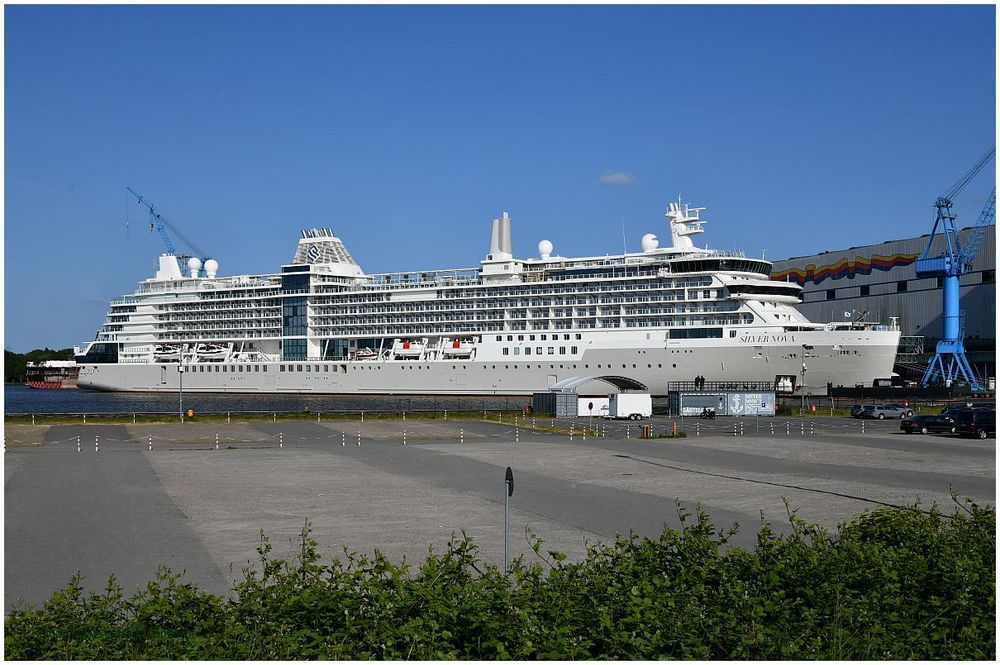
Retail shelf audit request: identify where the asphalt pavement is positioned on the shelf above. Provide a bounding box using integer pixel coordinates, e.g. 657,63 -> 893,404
5,416 -> 994,614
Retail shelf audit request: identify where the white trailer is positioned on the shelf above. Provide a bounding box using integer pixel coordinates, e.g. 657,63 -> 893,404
607,392 -> 652,420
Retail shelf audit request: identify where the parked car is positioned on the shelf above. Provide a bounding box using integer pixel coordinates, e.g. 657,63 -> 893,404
861,404 -> 912,419
900,415 -> 956,434
953,409 -> 996,439
850,405 -> 868,418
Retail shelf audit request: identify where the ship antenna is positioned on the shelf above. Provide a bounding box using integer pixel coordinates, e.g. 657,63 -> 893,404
621,216 -> 626,255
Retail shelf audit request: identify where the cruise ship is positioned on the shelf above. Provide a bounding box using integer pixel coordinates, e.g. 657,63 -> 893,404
75,200 -> 900,396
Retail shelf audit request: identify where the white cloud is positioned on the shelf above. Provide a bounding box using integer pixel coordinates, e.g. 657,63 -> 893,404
599,170 -> 637,186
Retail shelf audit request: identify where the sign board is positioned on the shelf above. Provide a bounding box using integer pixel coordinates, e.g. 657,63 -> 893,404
505,467 -> 514,497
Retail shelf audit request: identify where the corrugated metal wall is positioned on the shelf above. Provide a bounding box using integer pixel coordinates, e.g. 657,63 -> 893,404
771,226 -> 995,342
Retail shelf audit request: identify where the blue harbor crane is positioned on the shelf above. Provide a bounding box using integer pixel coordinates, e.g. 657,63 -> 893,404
125,186 -> 209,261
914,144 -> 995,392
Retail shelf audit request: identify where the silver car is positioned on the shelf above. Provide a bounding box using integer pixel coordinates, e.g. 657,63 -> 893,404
862,404 -> 913,419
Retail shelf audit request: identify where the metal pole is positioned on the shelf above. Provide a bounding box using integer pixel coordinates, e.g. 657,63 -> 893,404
178,366 -> 184,423
504,481 -> 510,574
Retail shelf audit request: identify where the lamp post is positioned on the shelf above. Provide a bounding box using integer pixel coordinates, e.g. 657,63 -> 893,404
800,345 -> 808,415
178,364 -> 184,423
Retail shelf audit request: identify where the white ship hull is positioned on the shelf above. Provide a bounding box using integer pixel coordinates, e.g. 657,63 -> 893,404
78,328 -> 899,396
75,200 -> 902,397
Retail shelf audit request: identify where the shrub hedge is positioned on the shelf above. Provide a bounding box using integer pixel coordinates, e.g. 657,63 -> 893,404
5,499 -> 994,660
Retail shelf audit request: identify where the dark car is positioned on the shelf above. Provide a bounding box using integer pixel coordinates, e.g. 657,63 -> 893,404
953,409 -> 996,439
900,415 -> 956,434
850,405 -> 868,418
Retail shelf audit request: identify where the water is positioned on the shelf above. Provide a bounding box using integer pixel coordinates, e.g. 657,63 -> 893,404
3,384 -> 528,415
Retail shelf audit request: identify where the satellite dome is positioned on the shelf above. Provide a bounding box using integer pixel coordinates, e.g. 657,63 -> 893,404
204,258 -> 219,278
538,239 -> 553,259
187,257 -> 202,278
640,233 -> 659,253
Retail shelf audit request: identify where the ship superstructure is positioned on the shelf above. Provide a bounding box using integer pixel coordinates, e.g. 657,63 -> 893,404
76,199 -> 901,395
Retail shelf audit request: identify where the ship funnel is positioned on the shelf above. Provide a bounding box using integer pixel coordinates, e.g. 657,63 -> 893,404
487,212 -> 513,260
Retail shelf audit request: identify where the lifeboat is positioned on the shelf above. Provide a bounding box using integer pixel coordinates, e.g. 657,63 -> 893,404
442,339 -> 474,357
153,344 -> 182,360
355,347 -> 377,360
392,340 -> 424,358
195,343 -> 231,360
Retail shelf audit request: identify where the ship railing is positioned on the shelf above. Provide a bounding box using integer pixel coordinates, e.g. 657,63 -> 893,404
667,380 -> 775,393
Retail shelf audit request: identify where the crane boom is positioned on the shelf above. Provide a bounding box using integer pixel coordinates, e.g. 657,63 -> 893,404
957,188 -> 995,271
125,187 -> 208,259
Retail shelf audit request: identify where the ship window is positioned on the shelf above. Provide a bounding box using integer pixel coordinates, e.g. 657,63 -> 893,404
496,336 -> 502,341
254,365 -> 259,372
585,364 -> 589,368
547,347 -> 554,355
507,335 -> 513,341
559,347 -> 566,354
826,289 -> 836,300
897,280 -> 907,292
306,365 -> 311,372
297,364 -> 303,372
315,365 -> 320,372
280,365 -> 285,372
536,347 -> 543,355
215,366 -> 220,372
518,335 -> 524,341
503,348 -> 509,355
513,348 -> 520,355
730,330 -> 737,338
658,364 -> 662,368
576,334 -> 581,339
530,335 -> 536,340
860,285 -> 870,296
571,346 -> 578,354
525,347 -> 532,355
983,270 -> 994,283
563,334 -> 570,340
541,334 -> 547,340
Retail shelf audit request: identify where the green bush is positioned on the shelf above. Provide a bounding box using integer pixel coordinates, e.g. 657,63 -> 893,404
5,499 -> 994,659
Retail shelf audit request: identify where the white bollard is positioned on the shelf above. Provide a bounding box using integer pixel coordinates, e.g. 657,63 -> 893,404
228,412 -> 231,423
861,421 -> 865,434
133,413 -> 135,424
279,433 -> 283,449
740,422 -> 744,437
444,410 -> 448,420
272,413 -> 275,423
318,413 -> 321,423
770,422 -> 774,435
570,426 -> 574,442
95,435 -> 100,453
83,414 -> 86,424
515,426 -> 519,443
733,424 -> 737,437
696,423 -> 700,437
32,414 -> 35,426
627,425 -> 631,440
800,422 -> 804,435
403,411 -> 406,421
342,431 -> 346,447
357,430 -> 361,447
148,435 -> 152,451
216,433 -> 219,450
810,422 -> 815,435
460,428 -> 464,444
786,422 -> 790,435
403,430 -> 406,446
77,436 -> 81,453
533,417 -> 536,428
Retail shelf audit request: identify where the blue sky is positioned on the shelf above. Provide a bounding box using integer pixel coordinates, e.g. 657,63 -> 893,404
4,4 -> 995,352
